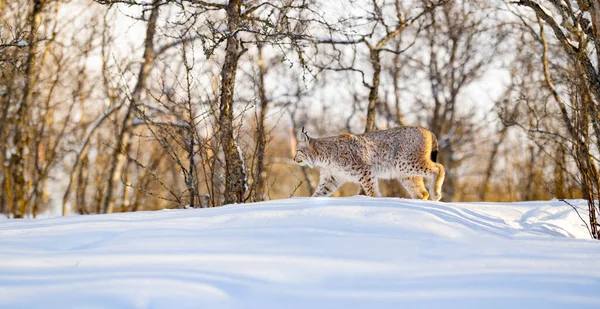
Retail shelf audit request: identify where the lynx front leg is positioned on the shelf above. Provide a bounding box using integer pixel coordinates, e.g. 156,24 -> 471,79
312,173 -> 341,197
358,171 -> 381,197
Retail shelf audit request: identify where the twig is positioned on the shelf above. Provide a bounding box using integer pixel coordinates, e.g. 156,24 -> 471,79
289,180 -> 304,198
545,181 -> 593,238
558,198 -> 593,239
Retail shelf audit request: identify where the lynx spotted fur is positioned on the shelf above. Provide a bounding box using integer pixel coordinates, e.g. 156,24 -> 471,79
294,126 -> 445,201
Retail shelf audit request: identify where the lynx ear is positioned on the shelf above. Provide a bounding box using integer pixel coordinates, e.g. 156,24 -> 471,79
300,126 -> 310,142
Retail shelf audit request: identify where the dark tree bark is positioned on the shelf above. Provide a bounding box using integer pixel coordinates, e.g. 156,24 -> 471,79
219,0 -> 247,205
365,48 -> 381,132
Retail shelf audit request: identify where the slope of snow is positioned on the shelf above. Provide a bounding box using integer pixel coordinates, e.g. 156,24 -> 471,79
0,197 -> 599,309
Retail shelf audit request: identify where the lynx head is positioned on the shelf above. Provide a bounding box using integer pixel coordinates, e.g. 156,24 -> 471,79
294,127 -> 316,167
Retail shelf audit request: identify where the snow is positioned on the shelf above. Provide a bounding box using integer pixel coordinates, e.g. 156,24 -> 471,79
0,197 -> 599,309
583,11 -> 592,23
537,2 -> 554,19
16,40 -> 28,47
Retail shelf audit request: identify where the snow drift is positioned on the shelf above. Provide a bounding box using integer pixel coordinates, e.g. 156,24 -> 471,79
0,197 -> 599,309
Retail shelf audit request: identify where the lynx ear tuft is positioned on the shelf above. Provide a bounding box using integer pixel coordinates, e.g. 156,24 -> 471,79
300,126 -> 310,142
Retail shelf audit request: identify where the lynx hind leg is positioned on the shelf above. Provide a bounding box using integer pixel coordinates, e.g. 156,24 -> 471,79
358,170 -> 381,197
430,163 -> 445,201
407,156 -> 445,201
312,173 -> 341,197
400,176 -> 429,200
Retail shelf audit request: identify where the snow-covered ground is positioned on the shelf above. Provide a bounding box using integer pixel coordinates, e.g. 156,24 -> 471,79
0,197 -> 599,309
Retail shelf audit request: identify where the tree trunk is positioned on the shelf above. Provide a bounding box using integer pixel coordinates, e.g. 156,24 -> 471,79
102,0 -> 159,214
219,0 -> 247,205
253,43 -> 268,202
590,1 -> 600,67
365,49 -> 381,132
11,0 -> 44,218
440,144 -> 455,201
76,154 -> 89,214
479,126 -> 508,201
392,40 -> 405,126
553,145 -> 566,198
62,105 -> 119,215
184,125 -> 198,208
524,145 -> 537,200
121,160 -> 132,212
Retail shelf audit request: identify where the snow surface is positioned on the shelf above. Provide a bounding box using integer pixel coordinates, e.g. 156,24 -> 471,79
1,197 -> 599,309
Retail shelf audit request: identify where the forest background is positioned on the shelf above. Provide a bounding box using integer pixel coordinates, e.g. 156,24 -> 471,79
1,0 -> 598,236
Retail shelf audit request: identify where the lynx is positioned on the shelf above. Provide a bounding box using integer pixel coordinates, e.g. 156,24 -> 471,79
294,126 -> 445,201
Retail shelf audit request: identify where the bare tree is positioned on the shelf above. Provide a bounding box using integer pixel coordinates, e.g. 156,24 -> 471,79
316,0 -> 446,133
508,0 -> 600,238
8,0 -> 45,218
251,43 -> 269,202
101,0 -> 161,214
409,0 -> 508,201
215,0 -> 247,204
362,0 -> 432,132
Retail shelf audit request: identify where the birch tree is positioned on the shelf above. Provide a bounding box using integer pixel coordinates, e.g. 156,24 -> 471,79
509,0 -> 600,238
